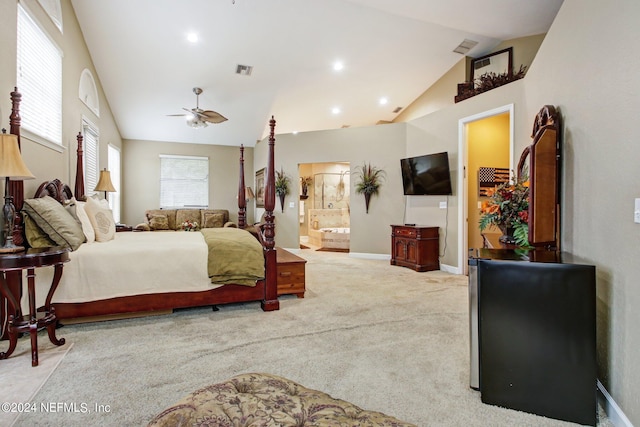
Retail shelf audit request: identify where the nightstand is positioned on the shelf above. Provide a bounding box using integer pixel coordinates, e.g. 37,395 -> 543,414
0,247 -> 70,366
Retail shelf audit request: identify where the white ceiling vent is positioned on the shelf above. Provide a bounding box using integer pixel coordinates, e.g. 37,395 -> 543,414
392,106 -> 403,114
453,39 -> 478,55
235,64 -> 253,76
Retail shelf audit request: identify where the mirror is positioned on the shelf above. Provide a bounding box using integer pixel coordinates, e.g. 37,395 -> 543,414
470,47 -> 513,88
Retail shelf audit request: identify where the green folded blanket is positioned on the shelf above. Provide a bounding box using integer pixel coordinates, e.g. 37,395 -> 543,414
200,227 -> 264,286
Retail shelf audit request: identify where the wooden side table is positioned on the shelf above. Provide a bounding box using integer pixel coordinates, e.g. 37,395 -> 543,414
0,247 -> 70,366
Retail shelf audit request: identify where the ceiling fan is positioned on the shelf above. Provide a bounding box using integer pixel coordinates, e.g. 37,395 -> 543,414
168,87 -> 227,128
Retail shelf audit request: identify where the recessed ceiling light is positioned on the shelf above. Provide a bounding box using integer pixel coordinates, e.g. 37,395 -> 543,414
186,32 -> 199,43
333,61 -> 344,71
332,107 -> 341,115
379,97 -> 388,105
292,131 -> 298,135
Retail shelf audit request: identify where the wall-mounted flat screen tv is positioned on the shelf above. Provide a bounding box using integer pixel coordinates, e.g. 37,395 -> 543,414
400,152 -> 453,195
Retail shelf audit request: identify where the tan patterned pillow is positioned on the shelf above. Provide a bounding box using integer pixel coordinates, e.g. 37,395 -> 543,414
149,214 -> 169,230
202,212 -> 225,228
176,209 -> 201,229
84,197 -> 116,242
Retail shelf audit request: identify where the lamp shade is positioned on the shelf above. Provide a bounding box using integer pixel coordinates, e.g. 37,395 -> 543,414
0,133 -> 35,180
94,168 -> 116,192
245,186 -> 255,200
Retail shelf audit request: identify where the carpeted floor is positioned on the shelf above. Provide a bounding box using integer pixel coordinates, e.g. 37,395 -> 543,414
9,250 -> 611,426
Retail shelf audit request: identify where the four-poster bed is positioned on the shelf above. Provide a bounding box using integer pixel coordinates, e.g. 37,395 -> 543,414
1,88 -> 278,333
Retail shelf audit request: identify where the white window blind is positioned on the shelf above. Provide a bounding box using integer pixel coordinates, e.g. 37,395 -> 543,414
17,4 -> 63,146
82,120 -> 99,196
160,155 -> 209,208
108,145 -> 121,223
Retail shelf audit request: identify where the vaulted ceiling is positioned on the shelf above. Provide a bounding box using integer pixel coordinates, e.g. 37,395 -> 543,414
70,0 -> 563,147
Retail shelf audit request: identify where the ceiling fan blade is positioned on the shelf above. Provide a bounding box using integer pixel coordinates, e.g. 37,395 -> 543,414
201,110 -> 228,124
167,113 -> 188,117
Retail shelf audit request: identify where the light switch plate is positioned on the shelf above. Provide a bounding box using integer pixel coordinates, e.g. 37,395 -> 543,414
439,201 -> 447,209
635,198 -> 640,224
289,201 -> 295,208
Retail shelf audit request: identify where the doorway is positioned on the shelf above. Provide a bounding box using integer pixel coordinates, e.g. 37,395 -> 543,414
299,162 -> 351,251
457,105 -> 514,274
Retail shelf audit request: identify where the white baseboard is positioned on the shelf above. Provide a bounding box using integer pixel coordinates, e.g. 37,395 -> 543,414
440,263 -> 460,274
598,380 -> 633,427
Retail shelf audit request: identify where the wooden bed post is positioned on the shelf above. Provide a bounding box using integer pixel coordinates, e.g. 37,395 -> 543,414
74,132 -> 86,200
237,144 -> 247,228
261,116 -> 279,311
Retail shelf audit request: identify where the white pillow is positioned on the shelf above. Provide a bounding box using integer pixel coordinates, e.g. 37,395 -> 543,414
84,197 -> 116,242
75,199 -> 95,243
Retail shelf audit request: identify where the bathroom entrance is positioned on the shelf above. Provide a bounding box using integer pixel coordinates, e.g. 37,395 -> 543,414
299,162 -> 351,251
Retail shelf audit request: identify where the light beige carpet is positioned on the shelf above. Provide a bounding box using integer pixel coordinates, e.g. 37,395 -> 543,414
0,340 -> 72,427
9,250 -> 612,426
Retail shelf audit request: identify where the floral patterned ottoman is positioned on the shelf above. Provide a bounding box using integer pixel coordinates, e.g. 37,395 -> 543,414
148,373 -> 416,426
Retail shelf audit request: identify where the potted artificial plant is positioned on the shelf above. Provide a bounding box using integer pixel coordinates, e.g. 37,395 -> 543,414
275,167 -> 291,213
353,162 -> 385,213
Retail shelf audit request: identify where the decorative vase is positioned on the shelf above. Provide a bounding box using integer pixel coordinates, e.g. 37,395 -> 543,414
498,226 -> 517,245
278,193 -> 286,213
364,192 -> 371,214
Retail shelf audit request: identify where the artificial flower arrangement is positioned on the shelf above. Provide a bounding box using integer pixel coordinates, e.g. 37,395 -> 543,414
180,220 -> 199,232
479,176 -> 530,247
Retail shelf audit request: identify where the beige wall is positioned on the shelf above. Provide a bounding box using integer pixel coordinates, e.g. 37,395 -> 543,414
395,34 -> 546,125
519,0 -> 640,422
122,139 -> 253,226
0,0 -> 122,201
254,123 -> 406,255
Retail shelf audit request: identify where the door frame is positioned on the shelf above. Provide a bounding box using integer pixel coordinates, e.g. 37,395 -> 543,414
457,104 -> 514,274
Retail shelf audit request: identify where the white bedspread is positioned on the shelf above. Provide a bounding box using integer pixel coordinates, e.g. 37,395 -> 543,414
21,232 -> 218,312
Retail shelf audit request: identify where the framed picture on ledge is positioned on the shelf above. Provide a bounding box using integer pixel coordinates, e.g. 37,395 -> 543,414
255,168 -> 265,208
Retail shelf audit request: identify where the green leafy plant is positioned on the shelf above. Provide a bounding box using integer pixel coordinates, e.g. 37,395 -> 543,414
275,167 -> 291,196
479,176 -> 530,247
300,176 -> 312,195
353,163 -> 385,195
353,163 -> 386,213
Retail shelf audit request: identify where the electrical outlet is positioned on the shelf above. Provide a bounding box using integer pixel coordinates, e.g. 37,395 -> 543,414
289,201 -> 295,208
439,201 -> 447,209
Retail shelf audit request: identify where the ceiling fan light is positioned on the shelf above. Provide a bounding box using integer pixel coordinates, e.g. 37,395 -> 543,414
186,115 -> 208,128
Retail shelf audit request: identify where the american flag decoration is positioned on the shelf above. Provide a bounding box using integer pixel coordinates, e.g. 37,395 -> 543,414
478,167 -> 509,197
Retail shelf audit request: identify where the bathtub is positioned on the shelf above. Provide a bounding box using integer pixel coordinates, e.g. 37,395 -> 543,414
309,227 -> 350,249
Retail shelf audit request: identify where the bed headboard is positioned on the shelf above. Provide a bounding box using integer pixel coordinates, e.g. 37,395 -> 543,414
34,179 -> 74,203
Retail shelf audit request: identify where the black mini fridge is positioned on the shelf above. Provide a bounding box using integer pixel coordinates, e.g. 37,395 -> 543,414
468,248 -> 597,426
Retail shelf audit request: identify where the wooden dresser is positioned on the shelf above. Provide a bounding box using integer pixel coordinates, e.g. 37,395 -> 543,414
276,248 -> 306,298
390,225 -> 439,272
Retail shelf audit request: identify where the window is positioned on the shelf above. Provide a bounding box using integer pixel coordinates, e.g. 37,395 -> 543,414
160,155 -> 209,208
17,4 -> 63,148
108,145 -> 121,223
82,119 -> 99,197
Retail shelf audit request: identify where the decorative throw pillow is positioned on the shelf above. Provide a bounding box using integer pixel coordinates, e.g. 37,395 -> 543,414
149,214 -> 169,230
84,197 -> 116,242
176,209 -> 201,230
74,199 -> 96,243
202,212 -> 225,228
22,213 -> 56,248
22,196 -> 86,251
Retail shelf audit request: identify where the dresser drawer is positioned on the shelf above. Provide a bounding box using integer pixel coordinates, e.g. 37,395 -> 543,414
393,227 -> 417,238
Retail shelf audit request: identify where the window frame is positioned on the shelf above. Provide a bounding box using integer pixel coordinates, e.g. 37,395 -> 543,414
16,2 -> 64,152
159,155 -> 209,209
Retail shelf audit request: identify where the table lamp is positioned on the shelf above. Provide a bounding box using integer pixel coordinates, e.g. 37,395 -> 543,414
0,129 -> 35,253
94,168 -> 116,200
